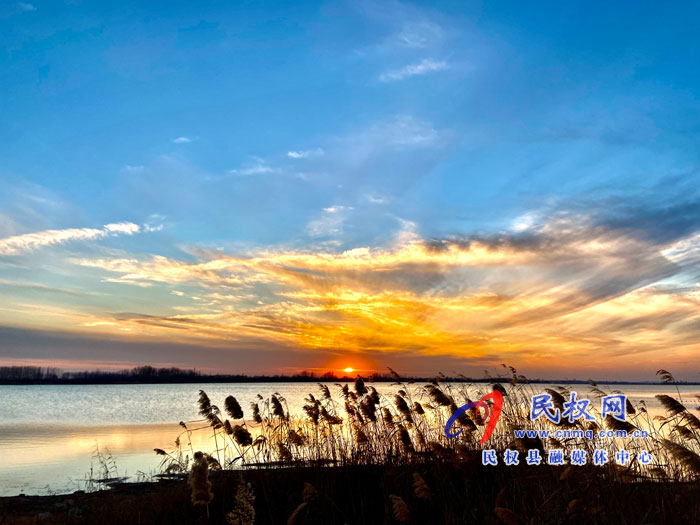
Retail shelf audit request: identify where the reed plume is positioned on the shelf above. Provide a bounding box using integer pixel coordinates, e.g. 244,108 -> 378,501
412,472 -> 430,500
359,397 -> 377,422
232,425 -> 253,446
188,451 -> 213,506
288,429 -> 304,447
604,415 -> 636,433
389,495 -> 410,522
354,376 -> 367,395
321,407 -> 343,425
271,395 -> 285,418
318,383 -> 331,399
657,369 -> 676,383
303,400 -> 320,424
426,384 -> 451,406
250,402 -> 262,423
656,394 -> 686,416
395,395 -> 411,417
353,426 -> 369,445
398,424 -> 414,453
225,396 -> 244,420
382,407 -> 394,428
387,367 -> 402,382
544,389 -> 565,411
368,386 -> 380,405
277,443 -> 293,462
662,439 -> 700,476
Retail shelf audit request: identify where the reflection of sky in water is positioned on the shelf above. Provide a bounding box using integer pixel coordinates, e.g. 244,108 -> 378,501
0,383 -> 698,496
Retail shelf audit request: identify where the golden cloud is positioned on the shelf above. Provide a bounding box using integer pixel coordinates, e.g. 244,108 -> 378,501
62,219 -> 700,373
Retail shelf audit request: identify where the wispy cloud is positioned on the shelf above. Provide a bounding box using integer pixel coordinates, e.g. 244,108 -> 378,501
373,115 -> 440,146
172,137 -> 192,144
306,206 -> 353,237
0,279 -> 85,296
288,148 -> 324,159
228,158 -> 278,176
365,194 -> 390,204
122,165 -> 145,173
396,21 -> 443,48
0,222 -> 141,256
379,58 -> 448,82
16,2 -> 36,12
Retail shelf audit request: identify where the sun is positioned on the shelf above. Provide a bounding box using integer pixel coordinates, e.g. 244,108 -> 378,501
343,367 -> 354,374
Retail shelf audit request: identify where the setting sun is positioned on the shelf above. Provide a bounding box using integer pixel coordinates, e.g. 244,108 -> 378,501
343,367 -> 354,373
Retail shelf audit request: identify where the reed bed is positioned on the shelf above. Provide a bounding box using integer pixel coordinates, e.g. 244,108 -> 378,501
156,367 -> 700,484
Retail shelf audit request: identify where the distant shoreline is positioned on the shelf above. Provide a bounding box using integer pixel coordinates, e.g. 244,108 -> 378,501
1,365 -> 698,386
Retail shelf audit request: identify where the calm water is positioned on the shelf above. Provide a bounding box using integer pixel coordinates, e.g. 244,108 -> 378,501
0,382 -> 698,496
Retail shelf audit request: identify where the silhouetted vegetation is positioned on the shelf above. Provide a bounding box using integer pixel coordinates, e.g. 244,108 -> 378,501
2,365 -> 696,385
0,366 -> 353,385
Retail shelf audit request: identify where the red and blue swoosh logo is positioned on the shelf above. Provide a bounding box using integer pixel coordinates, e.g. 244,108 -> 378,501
445,390 -> 503,444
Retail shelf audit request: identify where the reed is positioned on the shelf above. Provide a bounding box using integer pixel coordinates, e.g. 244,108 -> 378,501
155,367 -> 700,491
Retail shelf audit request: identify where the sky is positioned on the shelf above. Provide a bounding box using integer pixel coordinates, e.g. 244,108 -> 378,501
0,0 -> 699,380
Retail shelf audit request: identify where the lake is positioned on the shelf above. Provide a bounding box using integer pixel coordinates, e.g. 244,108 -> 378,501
0,382 -> 697,496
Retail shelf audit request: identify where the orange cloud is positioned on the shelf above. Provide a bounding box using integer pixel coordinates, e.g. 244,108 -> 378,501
51,216 -> 699,376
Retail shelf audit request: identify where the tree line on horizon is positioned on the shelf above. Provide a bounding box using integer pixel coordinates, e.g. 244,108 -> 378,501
0,364 -> 688,385
0,365 -> 369,385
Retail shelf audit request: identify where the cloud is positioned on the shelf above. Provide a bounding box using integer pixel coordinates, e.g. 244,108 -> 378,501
365,194 -> 390,204
376,115 -> 440,146
306,206 -> 354,237
16,2 -> 36,12
172,137 -> 192,144
288,148 -> 324,159
396,21 -> 443,48
0,279 -> 85,296
228,158 -> 278,176
379,58 -> 448,82
122,165 -> 145,173
0,222 -> 141,256
104,222 -> 140,235
61,202 -> 700,378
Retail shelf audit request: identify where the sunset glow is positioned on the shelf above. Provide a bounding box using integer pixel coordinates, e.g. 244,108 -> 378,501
343,367 -> 354,374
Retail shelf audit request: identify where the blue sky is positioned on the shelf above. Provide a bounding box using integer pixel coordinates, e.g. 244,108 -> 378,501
0,1 -> 699,379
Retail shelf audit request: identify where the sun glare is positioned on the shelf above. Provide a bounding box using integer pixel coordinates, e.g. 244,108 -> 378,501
343,367 -> 354,373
